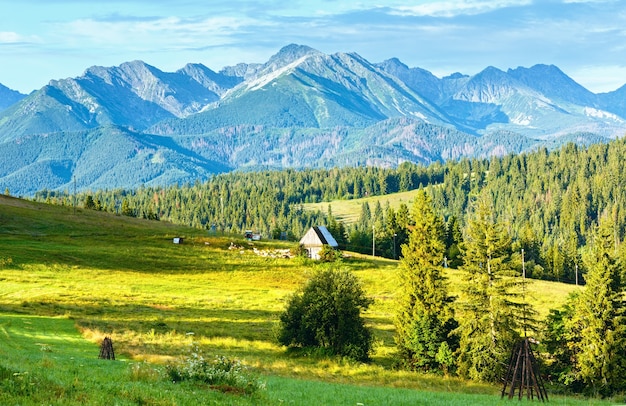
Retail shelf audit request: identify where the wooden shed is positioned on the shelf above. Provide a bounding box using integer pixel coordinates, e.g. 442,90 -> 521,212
299,226 -> 338,260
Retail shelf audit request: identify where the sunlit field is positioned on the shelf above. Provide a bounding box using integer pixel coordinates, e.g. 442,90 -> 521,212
1,195 -> 606,405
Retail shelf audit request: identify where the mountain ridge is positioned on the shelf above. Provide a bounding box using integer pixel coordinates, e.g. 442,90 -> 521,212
1,43 -> 625,196
0,83 -> 26,111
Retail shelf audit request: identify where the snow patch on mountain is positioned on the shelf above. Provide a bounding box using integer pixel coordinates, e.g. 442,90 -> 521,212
584,107 -> 624,122
511,113 -> 532,126
246,55 -> 312,92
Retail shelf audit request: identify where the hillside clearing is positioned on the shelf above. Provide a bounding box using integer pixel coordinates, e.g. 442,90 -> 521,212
303,189 -> 423,224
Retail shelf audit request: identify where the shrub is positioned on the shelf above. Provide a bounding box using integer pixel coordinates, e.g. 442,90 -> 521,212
166,348 -> 265,395
0,257 -> 13,268
318,244 -> 343,262
291,244 -> 308,258
277,268 -> 373,362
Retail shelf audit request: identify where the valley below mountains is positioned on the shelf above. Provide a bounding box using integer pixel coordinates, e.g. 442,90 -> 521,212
1,44 -> 625,195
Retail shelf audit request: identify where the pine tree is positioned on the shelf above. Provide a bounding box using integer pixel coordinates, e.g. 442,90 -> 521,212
395,190 -> 457,371
568,216 -> 626,396
357,202 -> 371,232
444,215 -> 463,268
455,193 -> 521,382
84,195 -> 96,210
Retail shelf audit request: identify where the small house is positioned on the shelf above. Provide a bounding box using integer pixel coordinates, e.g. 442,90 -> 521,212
299,226 -> 338,260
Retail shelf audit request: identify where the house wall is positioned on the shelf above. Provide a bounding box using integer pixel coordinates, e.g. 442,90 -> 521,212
300,229 -> 322,246
307,246 -> 323,260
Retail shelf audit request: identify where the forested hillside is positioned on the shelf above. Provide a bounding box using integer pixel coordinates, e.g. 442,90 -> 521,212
33,137 -> 626,284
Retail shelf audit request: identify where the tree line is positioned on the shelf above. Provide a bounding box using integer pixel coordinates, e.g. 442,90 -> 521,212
34,137 -> 626,285
278,188 -> 626,396
394,189 -> 626,396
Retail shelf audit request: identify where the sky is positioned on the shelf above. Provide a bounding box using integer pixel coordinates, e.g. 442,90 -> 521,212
1,0 -> 625,94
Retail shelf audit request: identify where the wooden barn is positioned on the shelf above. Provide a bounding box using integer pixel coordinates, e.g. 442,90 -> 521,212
299,226 -> 338,260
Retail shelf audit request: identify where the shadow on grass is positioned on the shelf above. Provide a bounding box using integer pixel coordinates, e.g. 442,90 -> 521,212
1,302 -> 281,343
2,235 -> 304,274
0,300 -> 395,364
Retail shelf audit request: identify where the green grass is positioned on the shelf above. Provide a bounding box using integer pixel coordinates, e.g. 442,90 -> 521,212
0,314 -> 608,406
0,195 -> 613,405
302,189 -> 423,224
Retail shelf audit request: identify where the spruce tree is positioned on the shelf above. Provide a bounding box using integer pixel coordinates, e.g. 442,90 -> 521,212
394,190 -> 456,371
568,216 -> 626,396
455,193 -> 521,382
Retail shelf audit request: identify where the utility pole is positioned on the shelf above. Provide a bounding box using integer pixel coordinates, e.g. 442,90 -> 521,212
522,248 -> 527,337
220,195 -> 224,234
372,225 -> 375,257
73,176 -> 76,215
393,233 -> 397,260
521,248 -> 525,279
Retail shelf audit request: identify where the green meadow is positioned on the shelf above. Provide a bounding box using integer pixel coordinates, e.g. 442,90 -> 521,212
303,189 -> 422,224
0,195 -> 611,405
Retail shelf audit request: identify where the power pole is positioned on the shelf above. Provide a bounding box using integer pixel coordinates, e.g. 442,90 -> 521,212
522,248 -> 527,337
372,225 -> 375,257
73,176 -> 76,215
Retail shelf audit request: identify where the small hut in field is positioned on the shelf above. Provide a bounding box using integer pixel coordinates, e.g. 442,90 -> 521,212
299,226 -> 338,260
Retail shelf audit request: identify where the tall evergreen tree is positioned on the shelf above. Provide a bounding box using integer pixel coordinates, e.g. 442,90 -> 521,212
395,190 -> 457,371
455,193 -> 521,382
357,202 -> 372,232
444,215 -> 463,268
568,216 -> 626,396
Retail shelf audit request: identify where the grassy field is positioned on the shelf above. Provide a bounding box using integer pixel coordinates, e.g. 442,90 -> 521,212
302,189 -> 423,224
0,194 -> 612,405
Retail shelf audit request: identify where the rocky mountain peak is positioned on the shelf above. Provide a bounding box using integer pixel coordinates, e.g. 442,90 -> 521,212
508,64 -> 597,105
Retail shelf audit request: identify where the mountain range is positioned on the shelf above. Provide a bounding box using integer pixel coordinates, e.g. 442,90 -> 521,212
1,44 -> 625,196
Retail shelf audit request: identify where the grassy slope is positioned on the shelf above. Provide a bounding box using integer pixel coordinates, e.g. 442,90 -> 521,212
302,189 -> 423,224
0,195 -> 604,405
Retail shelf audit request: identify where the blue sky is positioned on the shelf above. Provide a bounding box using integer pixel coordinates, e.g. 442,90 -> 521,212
1,0 -> 625,94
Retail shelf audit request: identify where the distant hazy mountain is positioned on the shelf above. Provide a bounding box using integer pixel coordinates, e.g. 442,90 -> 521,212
0,126 -> 229,196
1,44 -> 624,196
597,84 -> 626,122
0,83 -> 26,111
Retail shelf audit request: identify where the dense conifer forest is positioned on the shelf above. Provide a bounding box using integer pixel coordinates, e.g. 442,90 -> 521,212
34,137 -> 626,284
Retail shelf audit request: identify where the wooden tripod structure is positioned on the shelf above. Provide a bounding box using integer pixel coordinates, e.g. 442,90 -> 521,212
501,337 -> 548,401
99,336 -> 115,360
501,249 -> 548,401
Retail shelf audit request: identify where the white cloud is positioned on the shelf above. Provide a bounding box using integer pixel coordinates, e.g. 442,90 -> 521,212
57,15 -> 267,51
387,0 -> 532,17
563,0 -> 616,3
0,31 -> 39,44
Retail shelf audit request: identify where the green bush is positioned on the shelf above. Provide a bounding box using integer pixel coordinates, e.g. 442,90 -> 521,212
291,243 -> 308,258
277,268 -> 373,362
318,244 -> 343,262
0,257 -> 13,268
167,348 -> 265,395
